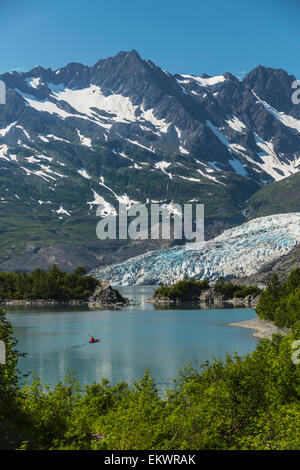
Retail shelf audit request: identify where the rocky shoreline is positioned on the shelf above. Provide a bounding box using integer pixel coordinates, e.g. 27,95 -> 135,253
148,289 -> 289,340
229,317 -> 290,339
198,288 -> 260,308
147,287 -> 260,308
0,280 -> 129,309
0,299 -> 86,306
88,280 -> 129,309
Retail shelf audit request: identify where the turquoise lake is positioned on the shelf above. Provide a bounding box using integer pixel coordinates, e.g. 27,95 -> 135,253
6,286 -> 258,390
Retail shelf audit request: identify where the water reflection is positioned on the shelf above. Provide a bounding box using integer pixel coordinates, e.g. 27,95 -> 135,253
6,286 -> 257,390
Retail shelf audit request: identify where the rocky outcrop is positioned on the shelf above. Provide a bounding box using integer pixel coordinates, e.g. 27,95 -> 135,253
0,299 -> 85,306
199,288 -> 260,308
0,239 -> 173,274
88,280 -> 128,308
1,52 -> 300,275
147,287 -> 260,308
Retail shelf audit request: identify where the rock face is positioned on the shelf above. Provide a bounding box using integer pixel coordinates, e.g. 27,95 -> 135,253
88,280 -> 128,308
148,286 -> 260,308
198,288 -> 224,305
1,51 -> 300,273
0,239 -> 170,274
199,288 -> 260,308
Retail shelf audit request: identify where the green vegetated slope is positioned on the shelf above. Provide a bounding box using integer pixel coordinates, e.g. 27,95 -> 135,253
0,142 -> 258,253
0,201 -> 99,253
257,268 -> 300,327
1,264 -> 300,451
154,278 -> 261,301
245,171 -> 300,219
0,307 -> 299,450
0,265 -> 98,301
154,279 -> 210,300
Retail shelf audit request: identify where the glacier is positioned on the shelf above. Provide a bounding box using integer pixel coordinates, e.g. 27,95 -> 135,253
91,213 -> 300,285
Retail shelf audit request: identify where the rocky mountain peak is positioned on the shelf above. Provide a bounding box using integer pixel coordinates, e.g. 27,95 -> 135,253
243,65 -> 298,115
0,50 -> 300,274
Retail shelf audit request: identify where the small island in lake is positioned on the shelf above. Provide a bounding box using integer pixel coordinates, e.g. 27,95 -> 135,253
149,277 -> 261,307
88,280 -> 128,308
0,264 -> 128,307
149,271 -> 300,339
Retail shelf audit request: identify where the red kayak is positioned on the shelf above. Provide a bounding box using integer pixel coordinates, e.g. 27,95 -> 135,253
89,338 -> 101,344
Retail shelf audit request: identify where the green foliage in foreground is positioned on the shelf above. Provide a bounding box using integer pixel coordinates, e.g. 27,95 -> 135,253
257,268 -> 300,328
0,309 -> 299,450
0,265 -> 98,301
214,279 -> 261,299
154,278 -> 210,300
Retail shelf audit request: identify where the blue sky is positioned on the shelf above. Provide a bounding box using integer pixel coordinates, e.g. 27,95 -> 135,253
0,0 -> 299,78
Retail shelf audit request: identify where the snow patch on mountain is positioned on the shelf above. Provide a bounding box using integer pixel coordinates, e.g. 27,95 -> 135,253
25,156 -> 41,164
15,125 -> 30,140
20,166 -> 56,182
252,90 -> 300,134
154,161 -> 172,176
39,164 -> 67,178
51,84 -> 137,123
18,90 -> 85,120
196,168 -> 225,185
25,77 -> 43,89
225,116 -> 247,133
78,168 -> 91,179
206,120 -> 230,147
39,135 -> 49,142
206,121 -> 248,176
116,194 -> 139,209
141,106 -> 170,133
179,145 -> 189,155
125,138 -> 156,154
87,189 -> 116,217
56,205 -> 71,216
0,144 -> 9,161
179,74 -> 226,87
87,190 -> 116,215
228,158 -> 248,177
243,134 -> 300,181
46,134 -> 69,143
76,129 -> 92,147
0,122 -> 16,137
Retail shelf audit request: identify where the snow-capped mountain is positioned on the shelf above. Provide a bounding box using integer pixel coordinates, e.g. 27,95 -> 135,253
0,50 -> 300,271
90,213 -> 300,285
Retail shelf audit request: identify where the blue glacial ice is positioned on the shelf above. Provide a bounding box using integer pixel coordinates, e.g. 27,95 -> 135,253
91,213 -> 300,286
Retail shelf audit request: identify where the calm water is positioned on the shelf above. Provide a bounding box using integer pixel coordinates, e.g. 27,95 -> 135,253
6,286 -> 258,390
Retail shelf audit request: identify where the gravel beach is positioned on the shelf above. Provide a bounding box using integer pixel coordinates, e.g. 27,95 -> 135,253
229,317 -> 290,339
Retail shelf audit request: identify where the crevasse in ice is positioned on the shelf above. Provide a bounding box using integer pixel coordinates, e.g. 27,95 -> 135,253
91,213 -> 300,285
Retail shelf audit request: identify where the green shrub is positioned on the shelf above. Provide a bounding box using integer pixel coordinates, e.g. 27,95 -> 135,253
256,269 -> 300,327
154,278 -> 210,300
0,265 -> 98,301
0,309 -> 299,450
215,280 -> 261,299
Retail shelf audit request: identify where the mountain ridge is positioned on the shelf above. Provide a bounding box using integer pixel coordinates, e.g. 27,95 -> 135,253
1,50 -> 300,271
